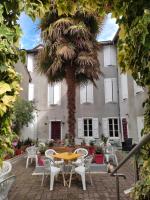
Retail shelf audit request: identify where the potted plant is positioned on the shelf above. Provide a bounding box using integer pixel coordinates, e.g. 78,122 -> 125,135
94,146 -> 104,164
88,140 -> 95,155
15,139 -> 22,155
38,142 -> 47,155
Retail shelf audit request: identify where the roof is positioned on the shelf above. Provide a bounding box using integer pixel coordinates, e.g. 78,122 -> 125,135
100,29 -> 119,45
26,44 -> 44,53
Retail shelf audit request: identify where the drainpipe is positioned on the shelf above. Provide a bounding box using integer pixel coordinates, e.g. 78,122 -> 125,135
116,51 -> 123,143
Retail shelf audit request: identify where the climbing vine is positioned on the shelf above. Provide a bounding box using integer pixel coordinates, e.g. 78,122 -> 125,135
0,2 -> 23,164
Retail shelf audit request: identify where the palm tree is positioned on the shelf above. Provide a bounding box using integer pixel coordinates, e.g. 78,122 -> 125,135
37,7 -> 102,142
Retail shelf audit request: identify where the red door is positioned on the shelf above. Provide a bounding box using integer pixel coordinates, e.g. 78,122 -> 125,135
51,121 -> 61,140
122,118 -> 128,140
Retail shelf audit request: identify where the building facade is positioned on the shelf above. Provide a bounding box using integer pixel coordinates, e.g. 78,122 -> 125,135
21,41 -> 147,144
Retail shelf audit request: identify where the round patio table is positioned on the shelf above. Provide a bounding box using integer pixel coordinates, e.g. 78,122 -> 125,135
52,152 -> 81,187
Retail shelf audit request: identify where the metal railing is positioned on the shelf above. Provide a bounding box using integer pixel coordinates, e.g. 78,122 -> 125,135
110,133 -> 150,200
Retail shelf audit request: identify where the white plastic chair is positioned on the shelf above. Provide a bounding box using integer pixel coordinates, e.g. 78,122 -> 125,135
45,149 -> 64,166
0,161 -> 12,181
104,145 -> 118,166
26,146 -> 38,168
41,158 -> 65,191
72,148 -> 88,166
0,175 -> 16,200
69,155 -> 93,190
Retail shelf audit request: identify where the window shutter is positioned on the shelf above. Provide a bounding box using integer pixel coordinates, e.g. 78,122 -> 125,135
112,78 -> 118,102
78,118 -> 83,138
54,83 -> 61,105
121,74 -> 128,99
137,116 -> 144,140
104,46 -> 111,67
48,84 -> 54,105
102,118 -> 109,137
104,79 -> 112,103
27,54 -> 34,72
87,83 -> 93,103
110,46 -> 117,66
28,83 -> 34,101
134,81 -> 144,95
80,85 -> 86,104
92,118 -> 99,138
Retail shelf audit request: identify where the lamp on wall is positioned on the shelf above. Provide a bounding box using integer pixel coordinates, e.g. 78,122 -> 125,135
61,121 -> 65,125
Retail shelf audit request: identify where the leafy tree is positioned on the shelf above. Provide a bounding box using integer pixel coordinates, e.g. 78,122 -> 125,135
0,2 -> 23,164
37,5 -> 102,140
12,98 -> 35,135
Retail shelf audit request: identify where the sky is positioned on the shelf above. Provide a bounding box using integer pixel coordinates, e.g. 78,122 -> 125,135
19,13 -> 118,50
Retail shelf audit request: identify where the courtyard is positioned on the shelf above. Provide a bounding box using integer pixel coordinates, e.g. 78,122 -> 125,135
8,151 -> 134,200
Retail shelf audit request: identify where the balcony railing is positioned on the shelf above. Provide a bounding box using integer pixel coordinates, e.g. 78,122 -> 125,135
110,133 -> 150,200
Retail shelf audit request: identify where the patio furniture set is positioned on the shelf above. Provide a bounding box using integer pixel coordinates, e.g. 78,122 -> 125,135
26,145 -> 118,191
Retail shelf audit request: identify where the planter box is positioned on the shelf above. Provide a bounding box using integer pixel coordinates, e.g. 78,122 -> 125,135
94,154 -> 104,164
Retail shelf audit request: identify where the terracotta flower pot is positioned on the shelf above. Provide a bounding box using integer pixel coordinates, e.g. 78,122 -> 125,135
15,148 -> 22,155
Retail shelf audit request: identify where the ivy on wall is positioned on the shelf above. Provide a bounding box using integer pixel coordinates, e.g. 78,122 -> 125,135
0,2 -> 22,164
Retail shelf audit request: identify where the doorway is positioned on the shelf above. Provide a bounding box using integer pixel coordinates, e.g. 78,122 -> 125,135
122,118 -> 128,140
50,121 -> 61,140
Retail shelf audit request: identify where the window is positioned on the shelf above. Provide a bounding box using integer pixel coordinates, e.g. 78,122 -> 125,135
104,45 -> 116,67
133,81 -> 144,95
84,118 -> 93,137
120,73 -> 128,100
102,118 -> 119,138
80,83 -> 93,104
77,118 -> 99,138
48,83 -> 61,105
28,83 -> 34,101
104,78 -> 118,103
137,116 -> 144,140
27,54 -> 34,72
108,118 -> 119,137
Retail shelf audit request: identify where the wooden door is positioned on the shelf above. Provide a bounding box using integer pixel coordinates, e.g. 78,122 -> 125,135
51,121 -> 61,140
122,118 -> 128,140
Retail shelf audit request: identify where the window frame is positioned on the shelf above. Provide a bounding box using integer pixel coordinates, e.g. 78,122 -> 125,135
83,118 -> 93,137
108,117 -> 119,138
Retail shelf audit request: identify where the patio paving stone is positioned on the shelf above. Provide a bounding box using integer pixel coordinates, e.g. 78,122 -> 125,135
8,151 -> 135,200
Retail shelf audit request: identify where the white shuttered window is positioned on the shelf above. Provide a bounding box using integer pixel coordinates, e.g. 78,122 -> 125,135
102,118 -> 119,138
28,83 -> 34,101
77,118 -> 99,138
80,83 -> 93,104
137,116 -> 144,140
104,45 -> 116,67
27,54 -> 34,72
48,83 -> 61,105
121,73 -> 128,100
104,78 -> 118,103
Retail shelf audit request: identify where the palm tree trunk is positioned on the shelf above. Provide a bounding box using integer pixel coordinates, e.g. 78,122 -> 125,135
66,66 -> 76,142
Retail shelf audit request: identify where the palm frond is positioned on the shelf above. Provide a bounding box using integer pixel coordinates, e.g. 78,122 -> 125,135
53,18 -> 74,30
76,52 -> 98,67
56,44 -> 76,60
74,39 -> 93,51
67,23 -> 90,39
36,47 -> 52,74
46,57 -> 63,76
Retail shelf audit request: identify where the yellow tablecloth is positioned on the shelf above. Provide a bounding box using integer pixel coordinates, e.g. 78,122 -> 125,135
52,152 -> 80,161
